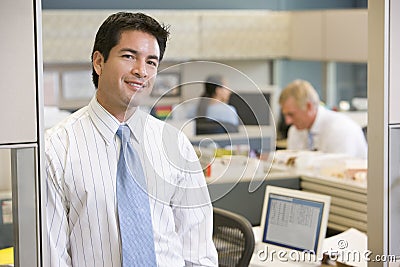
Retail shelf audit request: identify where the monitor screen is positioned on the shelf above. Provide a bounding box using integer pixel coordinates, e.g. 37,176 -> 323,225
262,193 -> 325,252
228,92 -> 271,125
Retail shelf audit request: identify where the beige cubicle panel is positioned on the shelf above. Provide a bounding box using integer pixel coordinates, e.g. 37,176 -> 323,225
289,9 -> 367,63
0,0 -> 43,266
301,175 -> 367,232
368,0 -> 400,265
389,1 -> 400,124
0,0 -> 38,144
325,9 -> 368,63
289,11 -> 324,61
388,0 -> 400,259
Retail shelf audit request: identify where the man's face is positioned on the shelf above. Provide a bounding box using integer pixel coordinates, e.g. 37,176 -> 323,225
281,96 -> 312,130
94,30 -> 160,119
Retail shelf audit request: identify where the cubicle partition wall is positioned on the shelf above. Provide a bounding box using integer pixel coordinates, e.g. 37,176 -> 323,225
368,1 -> 400,265
0,0 -> 44,266
389,127 -> 400,256
208,176 -> 300,226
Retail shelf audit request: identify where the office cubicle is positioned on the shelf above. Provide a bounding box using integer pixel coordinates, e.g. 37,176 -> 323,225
208,176 -> 300,226
0,0 -> 44,266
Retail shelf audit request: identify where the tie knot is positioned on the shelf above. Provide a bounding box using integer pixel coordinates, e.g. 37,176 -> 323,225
116,125 -> 131,144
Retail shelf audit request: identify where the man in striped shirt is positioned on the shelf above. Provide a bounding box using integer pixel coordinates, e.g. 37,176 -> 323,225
45,12 -> 218,266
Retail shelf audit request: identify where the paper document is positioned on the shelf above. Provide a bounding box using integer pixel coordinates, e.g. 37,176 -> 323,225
322,228 -> 367,267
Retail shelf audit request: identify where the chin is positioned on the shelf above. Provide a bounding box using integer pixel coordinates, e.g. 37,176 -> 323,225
128,98 -> 142,108
128,92 -> 149,106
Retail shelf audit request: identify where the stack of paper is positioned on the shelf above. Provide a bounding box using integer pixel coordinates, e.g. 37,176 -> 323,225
322,228 -> 367,267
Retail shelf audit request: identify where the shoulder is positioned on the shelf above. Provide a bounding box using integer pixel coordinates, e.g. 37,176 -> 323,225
140,110 -> 194,156
207,103 -> 238,116
139,109 -> 186,139
324,109 -> 359,129
319,111 -> 365,143
139,109 -> 168,130
228,104 -> 238,113
45,106 -> 89,148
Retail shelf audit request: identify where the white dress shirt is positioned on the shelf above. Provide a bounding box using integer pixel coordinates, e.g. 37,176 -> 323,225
45,95 -> 218,267
287,106 -> 367,159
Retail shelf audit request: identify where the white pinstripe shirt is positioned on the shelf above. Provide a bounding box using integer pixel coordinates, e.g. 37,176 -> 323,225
45,95 -> 218,267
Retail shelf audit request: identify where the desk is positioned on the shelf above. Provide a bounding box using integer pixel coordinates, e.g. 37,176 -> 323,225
250,227 -> 322,267
208,166 -> 367,233
205,148 -> 367,232
249,227 -> 367,267
276,139 -> 287,150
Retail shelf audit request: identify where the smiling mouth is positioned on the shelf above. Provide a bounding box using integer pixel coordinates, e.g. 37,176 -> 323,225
126,81 -> 145,91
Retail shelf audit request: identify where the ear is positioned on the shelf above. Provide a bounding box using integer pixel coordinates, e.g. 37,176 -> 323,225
92,51 -> 104,76
306,101 -> 317,115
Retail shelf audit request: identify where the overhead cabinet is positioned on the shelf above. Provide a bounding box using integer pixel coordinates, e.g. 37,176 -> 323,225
325,10 -> 368,62
289,11 -> 324,60
42,9 -> 367,63
42,10 -> 290,62
199,11 -> 290,60
151,11 -> 201,60
289,9 -> 368,62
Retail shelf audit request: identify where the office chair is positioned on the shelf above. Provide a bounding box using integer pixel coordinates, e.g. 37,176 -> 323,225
212,207 -> 255,267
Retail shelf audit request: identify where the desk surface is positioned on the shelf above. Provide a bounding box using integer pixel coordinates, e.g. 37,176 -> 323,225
206,153 -> 367,231
250,227 -> 367,267
250,227 -> 320,267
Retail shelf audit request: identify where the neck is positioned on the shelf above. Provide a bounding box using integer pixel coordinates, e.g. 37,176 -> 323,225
211,96 -> 226,104
307,107 -> 318,129
96,93 -> 136,123
115,108 -> 136,123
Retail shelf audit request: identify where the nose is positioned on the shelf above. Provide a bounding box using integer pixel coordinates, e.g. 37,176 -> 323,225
132,59 -> 148,78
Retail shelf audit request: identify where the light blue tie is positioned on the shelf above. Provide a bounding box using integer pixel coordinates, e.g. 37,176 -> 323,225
116,124 -> 157,267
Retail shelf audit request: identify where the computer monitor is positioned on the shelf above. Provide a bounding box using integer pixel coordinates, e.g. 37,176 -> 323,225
228,92 -> 271,125
259,186 -> 330,262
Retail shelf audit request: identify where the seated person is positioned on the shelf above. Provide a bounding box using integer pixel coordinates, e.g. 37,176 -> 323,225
279,79 -> 367,159
195,75 -> 239,134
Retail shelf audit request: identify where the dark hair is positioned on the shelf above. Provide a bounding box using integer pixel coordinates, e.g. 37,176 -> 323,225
91,12 -> 170,88
203,75 -> 224,98
197,75 -> 224,116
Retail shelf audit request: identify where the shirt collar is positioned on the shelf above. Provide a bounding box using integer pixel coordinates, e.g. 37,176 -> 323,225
125,108 -> 145,143
88,94 -> 146,144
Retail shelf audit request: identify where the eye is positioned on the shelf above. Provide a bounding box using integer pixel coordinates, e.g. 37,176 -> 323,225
147,60 -> 158,67
122,54 -> 135,60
